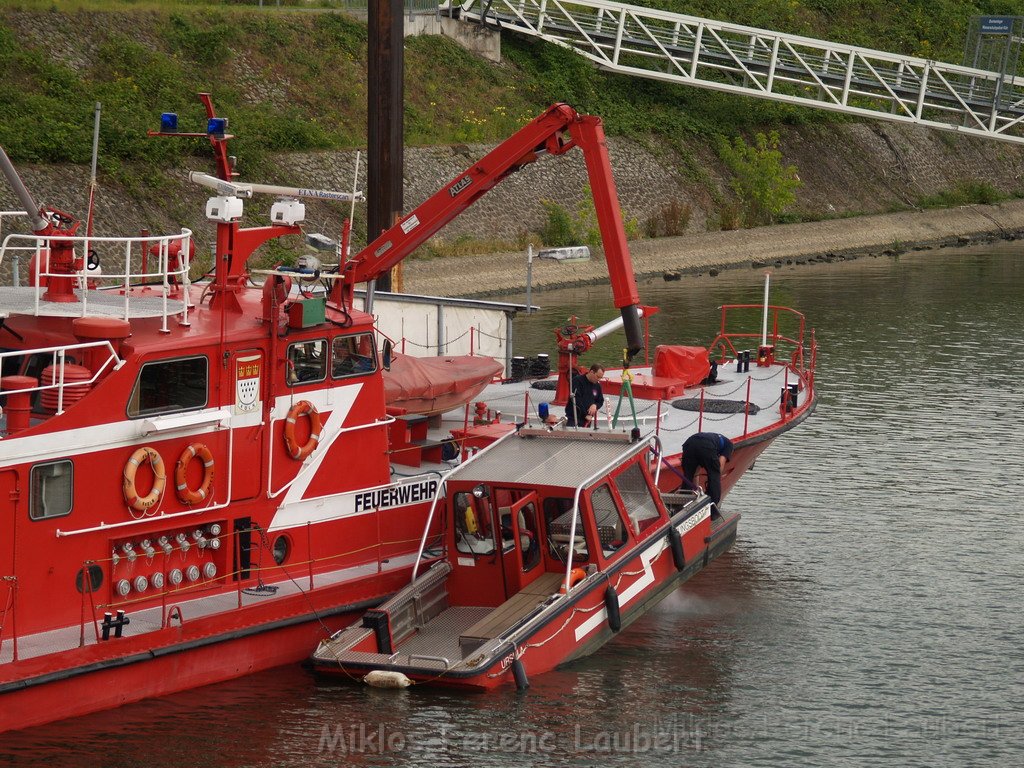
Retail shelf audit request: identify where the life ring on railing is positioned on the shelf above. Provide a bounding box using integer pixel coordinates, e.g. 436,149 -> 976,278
123,447 -> 166,512
559,567 -> 588,594
174,443 -> 214,505
284,400 -> 322,460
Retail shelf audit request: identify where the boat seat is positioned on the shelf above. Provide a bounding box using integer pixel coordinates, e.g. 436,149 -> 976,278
458,572 -> 563,656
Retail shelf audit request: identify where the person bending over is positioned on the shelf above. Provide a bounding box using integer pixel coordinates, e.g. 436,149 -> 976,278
681,432 -> 734,506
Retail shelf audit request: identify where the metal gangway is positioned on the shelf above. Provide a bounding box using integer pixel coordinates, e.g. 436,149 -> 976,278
456,0 -> 1024,145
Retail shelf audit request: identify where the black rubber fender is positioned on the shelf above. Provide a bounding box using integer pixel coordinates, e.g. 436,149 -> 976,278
511,655 -> 529,690
668,524 -> 685,571
605,585 -> 622,633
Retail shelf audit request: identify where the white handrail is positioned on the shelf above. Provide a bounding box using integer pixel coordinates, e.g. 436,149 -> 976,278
0,229 -> 193,328
266,415 -> 399,500
0,340 -> 123,416
55,420 -> 235,537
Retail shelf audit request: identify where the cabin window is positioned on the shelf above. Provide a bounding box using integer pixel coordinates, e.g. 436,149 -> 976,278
543,497 -> 589,564
613,463 -> 662,534
29,459 -> 73,520
454,491 -> 496,555
286,339 -> 327,385
332,333 -> 377,378
128,356 -> 207,418
590,484 -> 629,556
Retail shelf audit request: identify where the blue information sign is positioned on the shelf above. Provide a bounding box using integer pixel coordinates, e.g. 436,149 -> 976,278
980,16 -> 1014,34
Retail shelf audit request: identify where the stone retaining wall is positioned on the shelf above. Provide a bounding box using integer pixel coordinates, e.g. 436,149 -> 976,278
1,121 -> 1022,288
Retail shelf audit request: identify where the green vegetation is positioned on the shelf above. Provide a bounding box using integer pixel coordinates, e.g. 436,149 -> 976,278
918,181 -> 1005,208
717,132 -> 802,226
713,202 -> 742,232
538,200 -> 580,248
538,187 -> 639,248
0,10 -> 363,173
414,233 -> 536,260
2,1 -> 352,9
643,199 -> 692,238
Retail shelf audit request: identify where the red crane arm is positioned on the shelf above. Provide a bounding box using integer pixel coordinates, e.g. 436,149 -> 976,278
340,103 -> 644,357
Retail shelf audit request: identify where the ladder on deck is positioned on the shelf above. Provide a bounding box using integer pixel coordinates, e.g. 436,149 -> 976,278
456,0 -> 1024,145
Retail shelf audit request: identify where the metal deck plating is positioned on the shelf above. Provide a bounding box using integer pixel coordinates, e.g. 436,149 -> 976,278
0,287 -> 186,320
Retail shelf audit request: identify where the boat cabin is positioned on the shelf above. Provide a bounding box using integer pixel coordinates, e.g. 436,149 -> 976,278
440,429 -> 669,607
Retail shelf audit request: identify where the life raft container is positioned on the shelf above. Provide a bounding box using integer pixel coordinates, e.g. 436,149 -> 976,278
123,447 -> 166,512
175,443 -> 214,505
284,400 -> 322,460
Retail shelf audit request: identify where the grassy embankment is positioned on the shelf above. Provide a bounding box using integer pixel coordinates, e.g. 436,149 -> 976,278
0,0 -> 1019,260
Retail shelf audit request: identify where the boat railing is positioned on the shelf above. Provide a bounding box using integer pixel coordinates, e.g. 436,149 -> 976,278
370,561 -> 453,649
0,340 -> 123,418
374,323 -> 507,387
372,326 -> 403,364
710,303 -> 809,365
0,229 -> 194,331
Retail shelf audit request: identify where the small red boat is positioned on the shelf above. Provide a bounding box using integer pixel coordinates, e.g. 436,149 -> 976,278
310,428 -> 737,689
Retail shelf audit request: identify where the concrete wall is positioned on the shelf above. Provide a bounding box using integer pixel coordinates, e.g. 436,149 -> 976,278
405,15 -> 501,63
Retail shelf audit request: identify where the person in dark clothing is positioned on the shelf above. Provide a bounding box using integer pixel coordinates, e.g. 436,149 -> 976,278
566,363 -> 605,427
681,432 -> 734,506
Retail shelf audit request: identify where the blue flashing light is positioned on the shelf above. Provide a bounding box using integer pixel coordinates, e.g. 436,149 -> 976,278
160,112 -> 179,132
207,117 -> 228,137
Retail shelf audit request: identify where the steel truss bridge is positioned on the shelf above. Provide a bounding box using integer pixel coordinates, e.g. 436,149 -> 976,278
455,0 -> 1024,145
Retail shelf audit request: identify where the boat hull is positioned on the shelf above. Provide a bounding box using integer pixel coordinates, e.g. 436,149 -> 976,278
311,514 -> 739,690
656,391 -> 817,498
0,568 -> 413,733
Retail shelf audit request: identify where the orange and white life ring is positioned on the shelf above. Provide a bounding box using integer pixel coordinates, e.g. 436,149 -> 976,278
123,447 -> 166,512
175,443 -> 214,505
284,400 -> 322,460
559,567 -> 588,594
